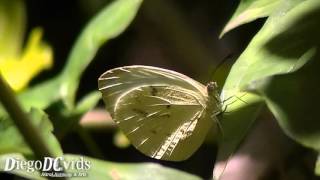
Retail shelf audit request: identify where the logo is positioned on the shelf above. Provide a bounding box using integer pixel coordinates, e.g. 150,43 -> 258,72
4,157 -> 91,177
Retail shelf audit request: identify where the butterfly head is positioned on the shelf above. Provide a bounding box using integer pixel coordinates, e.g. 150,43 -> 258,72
206,82 -> 218,93
206,81 -> 221,103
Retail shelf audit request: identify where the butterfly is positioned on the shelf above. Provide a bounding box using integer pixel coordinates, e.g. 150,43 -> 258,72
98,65 -> 222,161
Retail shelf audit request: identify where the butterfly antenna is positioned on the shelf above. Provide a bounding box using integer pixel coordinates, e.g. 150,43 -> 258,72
222,92 -> 247,105
221,92 -> 248,114
209,53 -> 235,80
233,94 -> 248,104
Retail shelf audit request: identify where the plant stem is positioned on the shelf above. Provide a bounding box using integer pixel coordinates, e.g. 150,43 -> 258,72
0,74 -> 66,179
0,75 -> 53,158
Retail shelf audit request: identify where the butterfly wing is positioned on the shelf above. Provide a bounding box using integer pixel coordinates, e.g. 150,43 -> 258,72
98,65 -> 207,115
114,85 -> 213,161
98,66 -> 214,161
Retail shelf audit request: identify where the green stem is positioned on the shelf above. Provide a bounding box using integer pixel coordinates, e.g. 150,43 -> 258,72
0,74 -> 66,179
0,75 -> 53,158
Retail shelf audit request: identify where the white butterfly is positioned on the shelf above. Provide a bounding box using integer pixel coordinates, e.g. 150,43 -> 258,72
98,65 -> 222,161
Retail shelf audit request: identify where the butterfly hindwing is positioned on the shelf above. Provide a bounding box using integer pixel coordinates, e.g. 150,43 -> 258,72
114,85 -> 213,161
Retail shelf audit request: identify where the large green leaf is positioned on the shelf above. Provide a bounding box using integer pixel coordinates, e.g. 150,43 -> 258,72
249,0 -> 320,152
1,154 -> 201,180
60,0 -> 143,108
213,93 -> 263,179
9,0 -> 143,139
246,0 -> 320,152
17,0 -> 143,111
249,55 -> 320,151
220,0 -> 281,37
64,154 -> 201,180
0,108 -> 63,157
222,1 -> 312,96
214,0 -> 319,178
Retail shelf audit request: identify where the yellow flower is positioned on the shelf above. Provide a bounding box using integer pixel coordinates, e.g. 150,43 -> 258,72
0,28 -> 53,92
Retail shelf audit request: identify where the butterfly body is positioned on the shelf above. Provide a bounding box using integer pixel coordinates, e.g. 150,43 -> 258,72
98,65 -> 221,161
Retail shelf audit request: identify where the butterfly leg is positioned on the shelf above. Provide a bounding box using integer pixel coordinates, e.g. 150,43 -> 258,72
210,111 -> 224,137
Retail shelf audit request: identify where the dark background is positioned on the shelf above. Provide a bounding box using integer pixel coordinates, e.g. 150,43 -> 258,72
1,0 -> 264,179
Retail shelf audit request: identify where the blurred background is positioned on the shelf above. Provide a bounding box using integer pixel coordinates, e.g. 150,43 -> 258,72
26,1 -> 261,179
27,0 -> 262,91
3,0 -> 317,179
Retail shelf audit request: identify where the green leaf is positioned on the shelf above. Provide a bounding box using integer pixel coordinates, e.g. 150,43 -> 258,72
0,0 -> 25,57
29,108 -> 63,156
0,108 -> 63,157
247,0 -> 320,151
0,153 -> 45,180
64,154 -> 201,180
17,0 -> 143,111
220,0 -> 281,37
74,91 -> 101,114
1,153 -> 201,180
223,1 -> 314,96
60,0 -> 143,108
18,77 -> 62,111
213,93 -> 263,179
215,0 -> 320,177
249,55 -> 320,151
0,116 -> 31,155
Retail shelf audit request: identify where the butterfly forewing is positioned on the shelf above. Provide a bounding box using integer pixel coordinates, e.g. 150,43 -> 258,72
114,85 -> 213,161
98,66 -> 207,116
